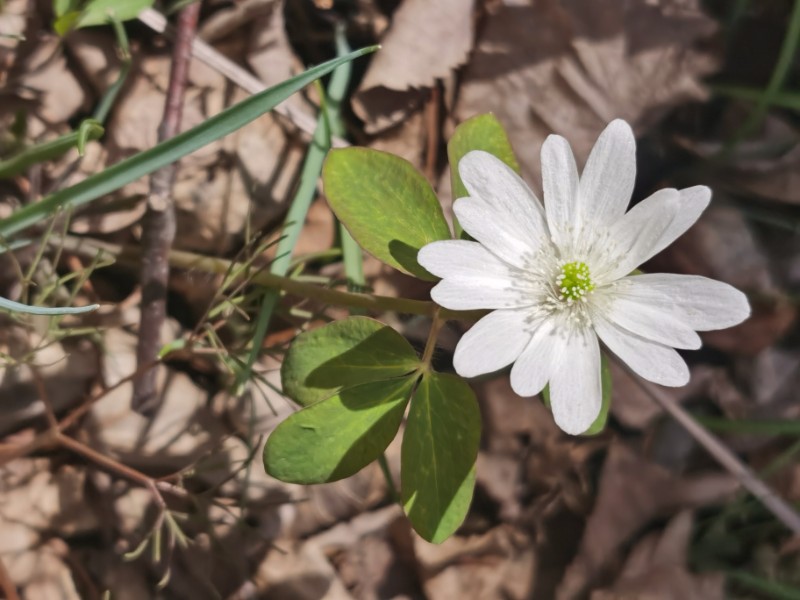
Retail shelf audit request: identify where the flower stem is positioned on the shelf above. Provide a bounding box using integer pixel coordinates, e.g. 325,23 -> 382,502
55,235 -> 484,321
378,454 -> 400,504
419,308 -> 444,371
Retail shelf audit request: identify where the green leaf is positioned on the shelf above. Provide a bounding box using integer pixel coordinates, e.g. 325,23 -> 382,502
264,377 -> 415,484
542,354 -> 612,436
282,316 -> 420,407
582,354 -> 612,436
448,113 -> 519,200
76,0 -> 154,28
0,296 -> 98,315
447,114 -> 520,237
0,119 -> 104,179
402,372 -> 480,543
0,46 -> 379,239
323,148 -> 451,280
53,0 -> 80,18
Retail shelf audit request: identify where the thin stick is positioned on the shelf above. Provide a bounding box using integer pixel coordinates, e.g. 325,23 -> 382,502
137,8 -> 349,148
134,1 -> 201,414
615,357 -> 800,535
0,555 -> 20,600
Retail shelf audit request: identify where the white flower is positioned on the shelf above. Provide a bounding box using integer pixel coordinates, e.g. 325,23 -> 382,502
418,119 -> 750,435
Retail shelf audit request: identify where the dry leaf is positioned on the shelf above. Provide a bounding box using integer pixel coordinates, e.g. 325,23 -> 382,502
16,36 -> 87,125
354,0 -> 475,133
592,511 -> 725,600
456,0 -> 718,184
557,441 -> 738,598
413,525 -> 536,600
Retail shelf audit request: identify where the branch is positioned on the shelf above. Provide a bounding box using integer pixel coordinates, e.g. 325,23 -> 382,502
134,1 -> 202,414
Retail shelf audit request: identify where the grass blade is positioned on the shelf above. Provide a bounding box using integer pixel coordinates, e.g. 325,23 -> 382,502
0,119 -> 104,179
0,46 -> 378,239
0,296 -> 98,315
237,28 -> 354,389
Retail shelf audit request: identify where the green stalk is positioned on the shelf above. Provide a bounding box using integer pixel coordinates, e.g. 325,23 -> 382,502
54,234 -> 484,320
724,0 -> 800,150
238,30 -> 354,389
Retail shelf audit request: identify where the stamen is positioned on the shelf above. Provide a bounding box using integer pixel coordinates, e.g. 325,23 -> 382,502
557,261 -> 595,302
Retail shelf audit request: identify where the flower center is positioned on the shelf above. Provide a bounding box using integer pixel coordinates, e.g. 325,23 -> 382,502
556,261 -> 595,303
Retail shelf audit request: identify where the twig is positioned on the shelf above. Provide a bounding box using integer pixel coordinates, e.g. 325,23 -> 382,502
423,83 -> 441,183
137,8 -> 349,148
0,555 -> 20,600
133,1 -> 202,414
615,357 -> 800,535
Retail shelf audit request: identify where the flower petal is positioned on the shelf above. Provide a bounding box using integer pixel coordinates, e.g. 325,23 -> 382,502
418,240 -> 517,279
593,314 -> 690,386
596,289 -> 702,349
600,188 -> 682,281
614,273 -> 750,331
548,328 -> 602,435
454,309 -> 533,377
510,318 -> 561,397
541,134 -> 580,251
419,240 -> 532,310
578,120 -> 637,228
430,279 -> 533,310
456,151 -> 549,268
651,186 -> 711,258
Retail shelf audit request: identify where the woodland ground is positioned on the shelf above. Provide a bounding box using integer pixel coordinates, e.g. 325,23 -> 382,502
0,0 -> 799,598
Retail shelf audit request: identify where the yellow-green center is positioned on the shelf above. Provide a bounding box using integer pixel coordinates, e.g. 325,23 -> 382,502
557,261 -> 595,302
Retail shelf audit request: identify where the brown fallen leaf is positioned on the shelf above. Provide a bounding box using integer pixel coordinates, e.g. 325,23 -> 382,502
609,362 -> 715,430
676,113 -> 800,206
591,511 -> 725,600
252,538 -> 354,600
413,525 -> 536,600
15,36 -> 87,125
455,0 -> 718,185
557,441 -> 738,599
353,0 -> 475,133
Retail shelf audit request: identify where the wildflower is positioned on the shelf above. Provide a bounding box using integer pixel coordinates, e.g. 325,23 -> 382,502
418,120 -> 750,434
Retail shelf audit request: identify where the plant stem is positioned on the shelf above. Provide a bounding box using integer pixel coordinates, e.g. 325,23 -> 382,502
134,0 -> 201,414
419,308 -> 444,370
56,235 -> 485,321
0,556 -> 20,600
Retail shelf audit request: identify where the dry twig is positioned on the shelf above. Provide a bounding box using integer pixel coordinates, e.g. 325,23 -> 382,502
133,2 -> 202,413
616,357 -> 800,536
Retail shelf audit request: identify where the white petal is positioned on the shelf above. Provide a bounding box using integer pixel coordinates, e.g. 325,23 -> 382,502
597,290 -> 702,349
418,240 -> 516,279
430,279 -> 532,310
548,328 -> 602,435
615,273 -> 750,331
419,241 -> 532,310
650,186 -> 711,258
601,188 -> 681,281
593,314 -> 690,386
541,134 -> 580,251
510,318 -> 561,396
578,120 -> 637,228
456,151 -> 549,268
453,309 -> 533,377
